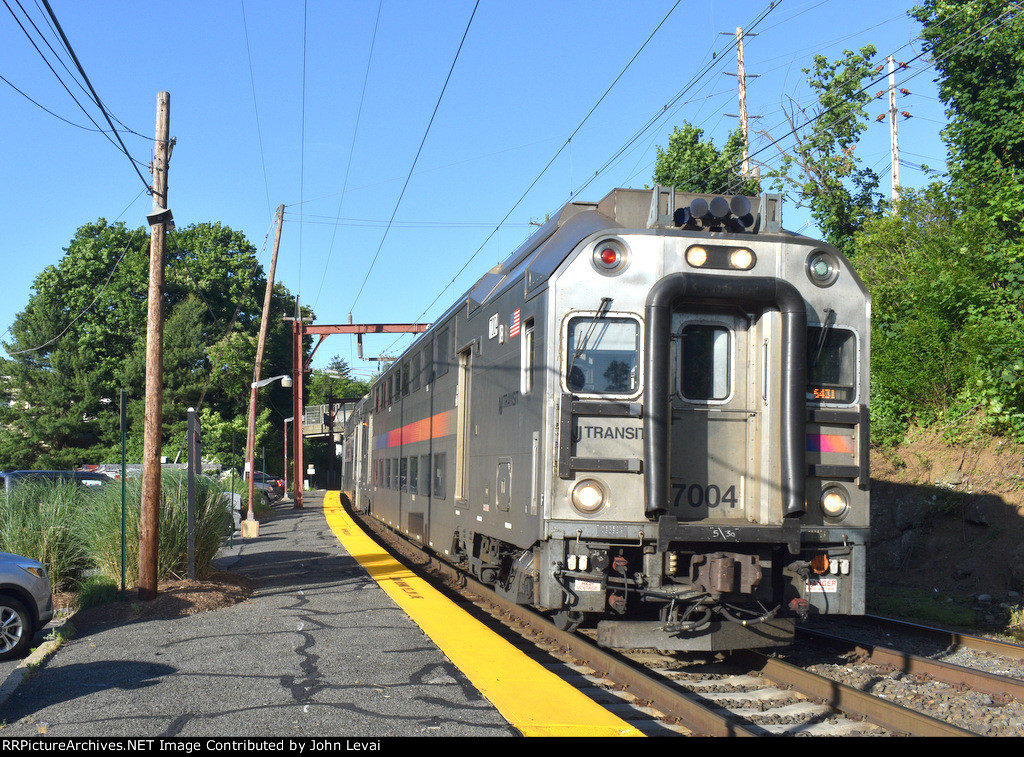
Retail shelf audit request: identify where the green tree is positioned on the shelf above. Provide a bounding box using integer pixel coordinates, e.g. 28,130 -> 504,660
653,122 -> 761,195
858,182 -> 1024,441
767,45 -> 885,254
855,186 -> 978,440
912,0 -> 1024,187
0,219 -> 304,467
869,0 -> 1024,438
308,356 -> 371,405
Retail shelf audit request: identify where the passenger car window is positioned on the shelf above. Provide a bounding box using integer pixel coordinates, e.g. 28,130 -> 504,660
410,351 -> 421,393
433,453 -> 446,499
435,329 -> 450,378
521,318 -> 536,395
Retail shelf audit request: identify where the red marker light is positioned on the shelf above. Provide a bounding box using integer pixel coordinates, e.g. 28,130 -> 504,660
592,239 -> 629,274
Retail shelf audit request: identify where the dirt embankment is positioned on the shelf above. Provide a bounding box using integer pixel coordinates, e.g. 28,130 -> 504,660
869,428 -> 1024,607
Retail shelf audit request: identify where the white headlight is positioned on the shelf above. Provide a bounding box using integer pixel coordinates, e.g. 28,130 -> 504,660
571,479 -> 606,514
820,486 -> 849,518
729,248 -> 754,270
686,246 -> 708,267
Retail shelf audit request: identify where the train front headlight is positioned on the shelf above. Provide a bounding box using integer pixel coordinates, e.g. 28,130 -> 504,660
570,479 -> 607,514
819,485 -> 849,519
729,247 -> 755,270
686,246 -> 708,267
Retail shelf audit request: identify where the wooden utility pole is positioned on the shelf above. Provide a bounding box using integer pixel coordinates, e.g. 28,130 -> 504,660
139,92 -> 171,601
723,27 -> 759,180
736,27 -> 750,178
888,55 -> 900,203
244,204 -> 285,527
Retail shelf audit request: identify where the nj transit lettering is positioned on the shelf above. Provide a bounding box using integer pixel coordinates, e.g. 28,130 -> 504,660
574,425 -> 643,441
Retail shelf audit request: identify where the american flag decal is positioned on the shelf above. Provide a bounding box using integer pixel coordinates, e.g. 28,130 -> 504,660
509,308 -> 521,338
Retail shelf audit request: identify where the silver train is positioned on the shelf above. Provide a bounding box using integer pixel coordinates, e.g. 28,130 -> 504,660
340,186 -> 869,651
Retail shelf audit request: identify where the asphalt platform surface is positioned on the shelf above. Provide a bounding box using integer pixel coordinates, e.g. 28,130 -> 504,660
0,491 -> 516,738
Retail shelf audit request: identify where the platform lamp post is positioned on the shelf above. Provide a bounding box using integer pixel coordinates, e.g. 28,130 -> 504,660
245,374 -> 292,526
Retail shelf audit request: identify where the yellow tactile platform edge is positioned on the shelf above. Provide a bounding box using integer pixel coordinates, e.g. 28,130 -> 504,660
322,492 -> 643,737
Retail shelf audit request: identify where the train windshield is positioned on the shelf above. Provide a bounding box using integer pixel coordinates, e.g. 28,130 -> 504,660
807,326 -> 857,403
566,316 -> 640,394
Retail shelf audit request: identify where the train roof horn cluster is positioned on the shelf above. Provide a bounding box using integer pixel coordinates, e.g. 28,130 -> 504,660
645,185 -> 783,234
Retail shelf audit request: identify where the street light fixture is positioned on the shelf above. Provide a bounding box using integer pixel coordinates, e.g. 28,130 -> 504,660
245,374 -> 293,528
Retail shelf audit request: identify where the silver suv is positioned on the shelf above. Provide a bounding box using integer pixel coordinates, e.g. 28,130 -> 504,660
0,552 -> 54,661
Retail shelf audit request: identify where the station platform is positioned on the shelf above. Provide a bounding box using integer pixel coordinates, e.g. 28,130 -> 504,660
0,490 -> 642,738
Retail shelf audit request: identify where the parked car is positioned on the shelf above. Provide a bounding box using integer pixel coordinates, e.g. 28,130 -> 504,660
0,552 -> 54,661
0,469 -> 113,493
251,471 -> 284,501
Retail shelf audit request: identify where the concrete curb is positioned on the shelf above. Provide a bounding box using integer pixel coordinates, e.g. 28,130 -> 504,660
0,618 -> 74,709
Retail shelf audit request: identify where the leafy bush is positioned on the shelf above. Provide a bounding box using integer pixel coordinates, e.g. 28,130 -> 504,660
76,575 -> 122,610
856,184 -> 1024,444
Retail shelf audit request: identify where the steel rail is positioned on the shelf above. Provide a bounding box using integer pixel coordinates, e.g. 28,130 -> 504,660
348,506 -> 979,736
734,650 -> 979,737
454,567 -> 760,737
864,614 -> 1024,659
799,626 -> 1024,703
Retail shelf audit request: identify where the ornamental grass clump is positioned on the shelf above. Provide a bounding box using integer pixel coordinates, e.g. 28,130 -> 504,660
80,471 -> 231,585
0,479 -> 92,592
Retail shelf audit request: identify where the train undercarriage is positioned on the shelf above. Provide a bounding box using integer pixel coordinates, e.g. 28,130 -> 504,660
447,525 -> 857,651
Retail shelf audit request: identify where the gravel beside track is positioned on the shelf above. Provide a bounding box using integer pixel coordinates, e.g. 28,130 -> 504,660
782,616 -> 1024,736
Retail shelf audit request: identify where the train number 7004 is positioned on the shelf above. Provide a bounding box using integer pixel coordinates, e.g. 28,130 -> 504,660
671,483 -> 739,509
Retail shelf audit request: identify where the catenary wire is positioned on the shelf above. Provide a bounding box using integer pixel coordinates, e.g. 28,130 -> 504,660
310,0 -> 384,313
348,0 -> 481,315
240,0 -> 273,219
377,0 -> 1003,360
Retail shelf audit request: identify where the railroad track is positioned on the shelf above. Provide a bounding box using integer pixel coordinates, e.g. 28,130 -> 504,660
788,614 -> 1024,735
812,613 -> 1024,664
346,506 -> 981,736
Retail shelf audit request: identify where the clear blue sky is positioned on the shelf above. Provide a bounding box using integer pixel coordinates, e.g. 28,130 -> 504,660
0,0 -> 948,380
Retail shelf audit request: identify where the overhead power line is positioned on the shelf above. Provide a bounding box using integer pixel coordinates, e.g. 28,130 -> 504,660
398,0 -> 693,334
312,0 -> 385,312
38,0 -> 153,193
240,0 -> 273,218
349,0 -> 481,315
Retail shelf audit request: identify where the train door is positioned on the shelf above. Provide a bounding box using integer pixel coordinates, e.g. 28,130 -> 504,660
359,421 -> 368,493
668,309 -> 770,523
455,346 -> 473,503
